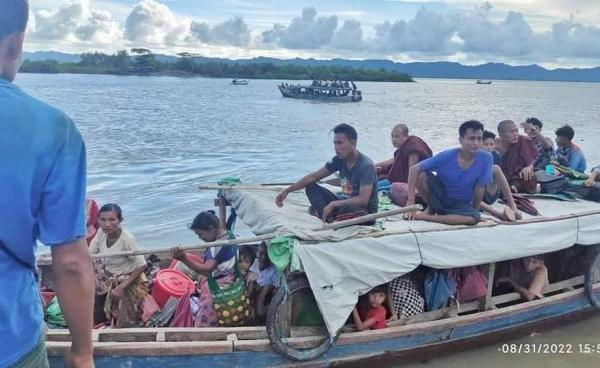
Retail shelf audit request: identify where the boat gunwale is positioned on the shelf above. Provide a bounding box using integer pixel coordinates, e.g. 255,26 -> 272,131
45,278 -> 598,356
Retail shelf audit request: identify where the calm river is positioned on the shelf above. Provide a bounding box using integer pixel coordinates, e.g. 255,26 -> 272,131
16,73 -> 600,367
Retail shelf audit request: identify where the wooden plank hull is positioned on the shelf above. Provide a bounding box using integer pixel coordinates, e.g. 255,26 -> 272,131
48,287 -> 599,367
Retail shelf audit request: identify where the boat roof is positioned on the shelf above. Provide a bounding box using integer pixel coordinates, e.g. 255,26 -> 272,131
222,184 -> 600,333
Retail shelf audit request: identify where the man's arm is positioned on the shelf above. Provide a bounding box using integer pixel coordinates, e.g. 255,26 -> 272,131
375,158 -> 394,168
407,153 -> 420,169
276,167 -> 332,207
322,183 -> 373,220
539,135 -> 554,150
51,238 -> 94,367
473,185 -> 485,210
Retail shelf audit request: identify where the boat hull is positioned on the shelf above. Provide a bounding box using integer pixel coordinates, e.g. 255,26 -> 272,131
278,86 -> 362,102
48,287 -> 599,367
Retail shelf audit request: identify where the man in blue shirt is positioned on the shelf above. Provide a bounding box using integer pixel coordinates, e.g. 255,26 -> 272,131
405,120 -> 493,225
0,1 -> 94,366
555,124 -> 587,173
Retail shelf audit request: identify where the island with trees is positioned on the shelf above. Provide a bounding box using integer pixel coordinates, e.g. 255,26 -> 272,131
20,49 -> 414,82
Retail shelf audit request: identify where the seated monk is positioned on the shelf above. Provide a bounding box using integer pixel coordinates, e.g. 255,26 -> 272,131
376,123 -> 433,183
496,120 -> 538,193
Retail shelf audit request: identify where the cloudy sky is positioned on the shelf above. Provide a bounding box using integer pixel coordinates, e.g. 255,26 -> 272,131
26,0 -> 600,68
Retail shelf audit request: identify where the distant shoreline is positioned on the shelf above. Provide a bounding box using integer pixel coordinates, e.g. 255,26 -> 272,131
19,55 -> 415,83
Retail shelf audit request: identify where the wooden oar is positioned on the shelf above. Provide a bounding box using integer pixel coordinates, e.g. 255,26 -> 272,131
80,205 -> 422,259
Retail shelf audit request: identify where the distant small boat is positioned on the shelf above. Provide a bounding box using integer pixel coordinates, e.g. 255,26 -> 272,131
232,79 -> 249,85
476,80 -> 492,85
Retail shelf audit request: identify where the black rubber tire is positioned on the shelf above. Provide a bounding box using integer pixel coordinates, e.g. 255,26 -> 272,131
266,274 -> 339,361
585,245 -> 600,309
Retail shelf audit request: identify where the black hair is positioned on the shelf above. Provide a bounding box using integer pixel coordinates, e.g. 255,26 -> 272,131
99,203 -> 123,221
189,210 -> 220,231
555,125 -> 575,141
239,245 -> 256,263
370,284 -> 388,295
0,0 -> 29,39
333,123 -> 358,141
483,130 -> 496,141
259,241 -> 272,267
526,117 -> 543,129
459,120 -> 484,138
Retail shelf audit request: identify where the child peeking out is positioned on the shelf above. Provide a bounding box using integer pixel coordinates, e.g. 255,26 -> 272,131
249,242 -> 280,322
497,255 -> 549,301
352,285 -> 387,331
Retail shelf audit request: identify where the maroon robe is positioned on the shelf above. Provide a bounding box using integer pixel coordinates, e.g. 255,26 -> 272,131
500,135 -> 538,193
386,136 -> 433,183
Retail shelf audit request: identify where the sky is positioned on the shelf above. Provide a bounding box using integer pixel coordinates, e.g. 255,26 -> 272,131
25,0 -> 600,68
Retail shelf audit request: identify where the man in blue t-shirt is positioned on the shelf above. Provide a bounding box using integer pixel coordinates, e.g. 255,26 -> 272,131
0,1 -> 94,366
405,120 -> 493,225
276,123 -> 378,223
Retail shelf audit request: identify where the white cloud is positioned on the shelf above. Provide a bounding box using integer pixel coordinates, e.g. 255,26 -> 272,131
29,0 -> 120,45
371,7 -> 459,54
189,16 -> 252,47
124,0 -> 190,45
261,7 -> 338,49
332,20 -> 363,50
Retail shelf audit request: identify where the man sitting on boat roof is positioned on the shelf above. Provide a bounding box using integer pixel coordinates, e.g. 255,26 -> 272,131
496,120 -> 538,193
276,123 -> 378,223
404,120 -> 493,225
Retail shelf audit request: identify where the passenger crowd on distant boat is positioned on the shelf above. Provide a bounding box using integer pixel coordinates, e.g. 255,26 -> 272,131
281,80 -> 359,98
44,118 -> 599,332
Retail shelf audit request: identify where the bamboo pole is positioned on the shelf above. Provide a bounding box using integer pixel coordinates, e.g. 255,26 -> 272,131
484,262 -> 497,310
199,184 -> 288,192
83,205 -> 422,260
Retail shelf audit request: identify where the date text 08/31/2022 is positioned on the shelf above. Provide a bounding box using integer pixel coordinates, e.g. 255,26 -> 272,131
499,344 -> 600,354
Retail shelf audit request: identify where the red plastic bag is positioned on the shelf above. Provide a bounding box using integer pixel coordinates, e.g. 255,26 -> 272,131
452,267 -> 488,303
170,290 -> 194,327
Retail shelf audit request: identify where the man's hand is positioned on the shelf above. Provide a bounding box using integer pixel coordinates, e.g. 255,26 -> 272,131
111,285 -> 125,300
403,198 -> 416,220
322,201 -> 338,222
519,165 -> 534,181
65,350 -> 94,368
170,246 -> 187,262
275,189 -> 289,207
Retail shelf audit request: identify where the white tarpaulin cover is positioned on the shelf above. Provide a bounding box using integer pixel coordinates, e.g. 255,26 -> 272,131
223,187 -> 600,334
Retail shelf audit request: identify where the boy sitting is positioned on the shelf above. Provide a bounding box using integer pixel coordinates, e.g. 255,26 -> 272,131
497,255 -> 549,301
249,242 -> 279,322
480,130 -> 521,221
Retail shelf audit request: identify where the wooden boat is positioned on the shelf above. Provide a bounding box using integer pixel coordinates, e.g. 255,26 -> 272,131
41,184 -> 600,367
278,84 -> 362,102
232,79 -> 249,85
476,80 -> 492,85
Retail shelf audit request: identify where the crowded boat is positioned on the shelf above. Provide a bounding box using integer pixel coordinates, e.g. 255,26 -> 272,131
39,118 -> 600,364
278,79 -> 362,102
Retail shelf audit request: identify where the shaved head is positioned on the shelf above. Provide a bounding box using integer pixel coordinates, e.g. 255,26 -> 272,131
498,120 -> 516,134
392,124 -> 409,136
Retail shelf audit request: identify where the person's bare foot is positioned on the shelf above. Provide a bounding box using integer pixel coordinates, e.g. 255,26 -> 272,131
412,211 -> 428,220
503,207 -> 516,222
512,207 -> 522,220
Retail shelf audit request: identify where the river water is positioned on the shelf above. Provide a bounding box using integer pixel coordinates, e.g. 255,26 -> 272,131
16,73 -> 600,366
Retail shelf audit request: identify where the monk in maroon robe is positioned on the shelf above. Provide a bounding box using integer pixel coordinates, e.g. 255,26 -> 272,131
496,120 -> 538,193
376,124 -> 433,183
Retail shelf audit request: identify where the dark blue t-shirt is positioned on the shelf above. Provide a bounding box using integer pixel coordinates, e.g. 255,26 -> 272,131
325,152 -> 378,213
419,148 -> 493,202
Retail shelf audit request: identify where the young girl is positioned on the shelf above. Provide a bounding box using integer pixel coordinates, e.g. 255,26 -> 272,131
352,285 -> 388,331
89,203 -> 148,327
170,210 -> 238,326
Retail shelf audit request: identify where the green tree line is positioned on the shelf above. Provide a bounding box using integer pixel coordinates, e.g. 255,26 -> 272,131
20,49 -> 414,82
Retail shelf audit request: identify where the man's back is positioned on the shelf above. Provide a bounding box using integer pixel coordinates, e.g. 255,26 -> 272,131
0,78 -> 86,366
